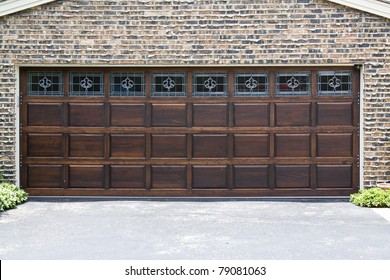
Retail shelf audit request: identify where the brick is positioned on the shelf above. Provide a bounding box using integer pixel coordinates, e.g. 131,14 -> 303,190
0,0 -> 389,187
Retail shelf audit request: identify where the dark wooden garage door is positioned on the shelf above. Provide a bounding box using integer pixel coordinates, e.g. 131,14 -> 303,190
20,67 -> 359,196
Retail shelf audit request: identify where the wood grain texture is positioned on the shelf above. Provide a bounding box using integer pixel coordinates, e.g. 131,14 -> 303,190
21,67 -> 359,196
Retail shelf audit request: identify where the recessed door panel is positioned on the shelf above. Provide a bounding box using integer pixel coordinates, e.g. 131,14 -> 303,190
110,165 -> 146,189
152,165 -> 187,189
69,103 -> 104,127
234,103 -> 269,127
275,165 -> 311,188
275,134 -> 311,157
69,134 -> 105,158
110,104 -> 145,127
276,103 -> 311,126
69,165 -> 105,188
110,134 -> 145,158
317,102 -> 353,126
317,133 -> 353,157
27,103 -> 63,126
27,165 -> 63,188
317,165 -> 352,188
152,134 -> 187,158
234,134 -> 269,157
192,165 -> 228,189
234,165 -> 269,188
193,134 -> 228,158
151,104 -> 187,127
28,134 -> 63,157
193,103 -> 228,127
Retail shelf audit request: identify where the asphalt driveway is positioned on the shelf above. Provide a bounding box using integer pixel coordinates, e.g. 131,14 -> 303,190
0,198 -> 389,260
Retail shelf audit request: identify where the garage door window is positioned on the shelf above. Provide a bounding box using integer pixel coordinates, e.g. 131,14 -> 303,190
234,73 -> 269,96
69,72 -> 104,96
152,73 -> 187,97
317,71 -> 353,96
28,72 -> 63,96
275,72 -> 311,96
193,73 -> 228,97
110,73 -> 145,97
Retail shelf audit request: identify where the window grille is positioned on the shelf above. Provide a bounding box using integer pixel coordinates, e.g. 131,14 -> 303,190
193,73 -> 228,97
234,73 -> 269,96
28,72 -> 63,96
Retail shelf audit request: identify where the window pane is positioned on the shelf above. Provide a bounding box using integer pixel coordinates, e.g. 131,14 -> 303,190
276,72 -> 310,96
28,72 -> 63,96
69,72 -> 104,96
152,73 -> 186,97
234,73 -> 269,96
193,73 -> 228,97
110,73 -> 145,97
317,71 -> 353,96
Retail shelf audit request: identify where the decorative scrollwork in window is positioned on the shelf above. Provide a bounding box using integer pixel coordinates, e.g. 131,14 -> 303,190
193,73 -> 227,97
317,71 -> 352,96
286,76 -> 300,90
121,77 -> 135,94
80,77 -> 93,93
110,73 -> 144,97
276,72 -> 310,96
70,72 -> 103,96
28,72 -> 63,96
204,77 -> 217,92
328,75 -> 341,91
38,77 -> 52,94
162,77 -> 176,92
245,77 -> 258,92
152,73 -> 186,97
234,73 -> 268,96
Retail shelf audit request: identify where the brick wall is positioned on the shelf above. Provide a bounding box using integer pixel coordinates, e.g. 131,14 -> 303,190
0,0 -> 389,187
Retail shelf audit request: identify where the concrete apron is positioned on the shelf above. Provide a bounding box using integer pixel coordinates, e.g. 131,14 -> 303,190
0,198 -> 389,260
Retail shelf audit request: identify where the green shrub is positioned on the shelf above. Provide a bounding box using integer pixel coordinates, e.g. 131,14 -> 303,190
350,187 -> 390,208
0,183 -> 29,212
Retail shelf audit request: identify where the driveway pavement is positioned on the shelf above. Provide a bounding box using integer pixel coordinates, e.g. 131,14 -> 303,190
0,198 -> 389,260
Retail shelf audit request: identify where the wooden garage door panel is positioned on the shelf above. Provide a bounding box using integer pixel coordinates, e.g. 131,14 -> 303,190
69,165 -> 104,188
192,165 -> 227,188
275,165 -> 311,188
110,165 -> 145,189
193,103 -> 228,127
69,134 -> 105,158
152,134 -> 187,158
110,134 -> 145,158
275,103 -> 311,126
27,165 -> 63,188
317,102 -> 353,126
234,134 -> 269,157
275,134 -> 311,157
110,104 -> 145,127
234,103 -> 269,127
28,103 -> 63,126
69,103 -> 105,127
317,133 -> 353,157
21,67 -> 359,196
317,165 -> 352,188
193,134 -> 228,158
27,134 -> 63,157
151,104 -> 187,127
152,165 -> 187,189
234,165 -> 269,188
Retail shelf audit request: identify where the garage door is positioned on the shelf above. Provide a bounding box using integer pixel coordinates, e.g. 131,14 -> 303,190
20,67 -> 359,196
